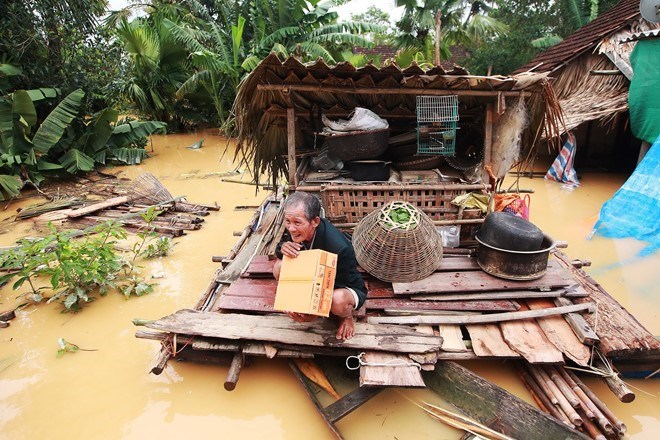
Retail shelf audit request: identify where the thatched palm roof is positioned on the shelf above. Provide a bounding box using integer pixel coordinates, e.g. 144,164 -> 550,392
233,53 -> 556,184
514,0 -> 660,132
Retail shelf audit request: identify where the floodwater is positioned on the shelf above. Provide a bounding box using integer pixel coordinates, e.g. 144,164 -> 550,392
0,132 -> 658,439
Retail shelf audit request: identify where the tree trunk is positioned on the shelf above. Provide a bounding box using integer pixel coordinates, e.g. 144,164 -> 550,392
434,11 -> 442,66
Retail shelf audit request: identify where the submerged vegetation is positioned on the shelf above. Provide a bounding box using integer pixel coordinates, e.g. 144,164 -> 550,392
0,208 -> 173,312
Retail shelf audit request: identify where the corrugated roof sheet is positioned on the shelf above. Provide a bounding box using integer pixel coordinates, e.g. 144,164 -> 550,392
514,0 -> 641,74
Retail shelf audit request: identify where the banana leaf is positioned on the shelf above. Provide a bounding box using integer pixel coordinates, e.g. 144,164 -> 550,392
107,120 -> 166,148
32,89 -> 85,154
59,149 -> 95,174
0,174 -> 22,200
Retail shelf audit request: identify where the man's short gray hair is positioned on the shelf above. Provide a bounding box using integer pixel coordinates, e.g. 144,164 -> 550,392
283,192 -> 321,220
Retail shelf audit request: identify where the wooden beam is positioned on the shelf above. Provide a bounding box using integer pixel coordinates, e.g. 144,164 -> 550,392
323,386 -> 384,423
483,102 -> 493,183
287,106 -> 297,187
554,297 -> 600,346
367,303 -> 596,325
257,83 -> 531,98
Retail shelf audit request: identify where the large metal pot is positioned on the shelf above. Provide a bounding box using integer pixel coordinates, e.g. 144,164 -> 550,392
349,160 -> 391,181
476,234 -> 555,280
478,212 -> 544,251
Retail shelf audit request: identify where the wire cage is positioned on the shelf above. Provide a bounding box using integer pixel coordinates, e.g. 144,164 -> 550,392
416,95 -> 459,156
352,201 -> 443,283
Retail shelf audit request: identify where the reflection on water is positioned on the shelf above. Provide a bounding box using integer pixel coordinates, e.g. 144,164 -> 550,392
0,132 -> 658,439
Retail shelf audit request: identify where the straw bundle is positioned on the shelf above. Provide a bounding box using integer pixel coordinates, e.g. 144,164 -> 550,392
352,201 -> 443,283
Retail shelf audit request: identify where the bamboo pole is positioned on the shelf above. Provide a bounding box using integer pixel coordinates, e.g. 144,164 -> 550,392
296,183 -> 487,192
257,83 -> 531,98
546,366 -> 582,409
577,409 -> 607,440
557,367 -> 615,435
518,365 -> 568,424
565,369 -> 627,435
532,366 -> 583,427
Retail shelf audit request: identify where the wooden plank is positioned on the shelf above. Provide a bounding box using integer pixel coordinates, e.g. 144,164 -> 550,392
554,297 -> 600,346
424,362 -> 589,440
359,351 -> 425,387
409,325 -> 439,369
412,289 -> 568,301
500,304 -> 564,364
439,325 -> 468,352
364,278 -> 394,298
393,260 -> 572,295
323,385 -> 384,424
241,255 -> 276,278
222,278 -> 277,298
288,360 -> 344,439
526,299 -> 591,366
145,310 -> 443,354
553,251 -> 660,360
216,295 -> 275,313
66,196 -> 130,218
435,258 -> 481,271
365,298 -> 518,312
367,303 -> 595,325
466,324 -> 519,357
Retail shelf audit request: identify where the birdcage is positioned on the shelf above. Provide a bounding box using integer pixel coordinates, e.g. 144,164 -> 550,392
416,95 -> 459,156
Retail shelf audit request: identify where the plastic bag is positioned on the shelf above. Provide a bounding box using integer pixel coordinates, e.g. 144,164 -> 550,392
494,193 -> 530,220
322,107 -> 388,132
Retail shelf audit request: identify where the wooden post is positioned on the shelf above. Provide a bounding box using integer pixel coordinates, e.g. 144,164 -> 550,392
483,103 -> 494,184
287,106 -> 297,188
224,350 -> 244,391
594,359 -> 635,403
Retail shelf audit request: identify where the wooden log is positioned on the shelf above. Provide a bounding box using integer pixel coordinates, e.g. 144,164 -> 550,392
593,358 -> 635,403
0,321 -> 9,328
367,303 -> 595,325
224,350 -> 244,391
425,361 -> 588,440
67,196 -> 130,218
554,297 -> 599,346
565,369 -> 627,435
0,309 -> 16,322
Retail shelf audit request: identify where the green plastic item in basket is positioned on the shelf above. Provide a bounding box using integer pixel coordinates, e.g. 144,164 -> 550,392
353,201 -> 443,283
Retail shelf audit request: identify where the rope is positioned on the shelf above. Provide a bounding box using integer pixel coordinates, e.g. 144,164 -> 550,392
345,352 -> 422,371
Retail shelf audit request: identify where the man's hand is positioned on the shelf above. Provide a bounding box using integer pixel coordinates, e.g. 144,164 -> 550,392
280,241 -> 304,258
287,312 -> 318,323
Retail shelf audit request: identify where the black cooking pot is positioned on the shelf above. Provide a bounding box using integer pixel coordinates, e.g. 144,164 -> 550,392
349,160 -> 391,181
477,212 -> 544,252
476,234 -> 555,280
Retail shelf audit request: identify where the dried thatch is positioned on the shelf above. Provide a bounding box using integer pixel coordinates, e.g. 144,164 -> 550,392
232,53 -> 558,185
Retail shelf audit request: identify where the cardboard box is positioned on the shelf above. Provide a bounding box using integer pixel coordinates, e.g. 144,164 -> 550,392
274,249 -> 337,317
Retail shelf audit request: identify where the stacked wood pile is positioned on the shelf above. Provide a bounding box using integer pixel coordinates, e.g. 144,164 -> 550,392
23,174 -> 219,237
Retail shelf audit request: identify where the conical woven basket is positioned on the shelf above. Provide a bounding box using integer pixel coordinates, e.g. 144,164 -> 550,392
352,201 -> 443,283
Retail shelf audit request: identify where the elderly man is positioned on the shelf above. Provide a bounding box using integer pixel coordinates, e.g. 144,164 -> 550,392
273,191 -> 366,340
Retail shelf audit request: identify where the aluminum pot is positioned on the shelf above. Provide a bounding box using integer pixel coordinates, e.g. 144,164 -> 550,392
476,234 -> 555,280
477,212 -> 544,251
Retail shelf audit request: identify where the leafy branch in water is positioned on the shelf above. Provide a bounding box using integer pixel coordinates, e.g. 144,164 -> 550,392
56,338 -> 98,357
0,216 -> 172,311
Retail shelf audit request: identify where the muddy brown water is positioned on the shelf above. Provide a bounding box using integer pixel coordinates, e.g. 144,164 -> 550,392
0,132 -> 658,439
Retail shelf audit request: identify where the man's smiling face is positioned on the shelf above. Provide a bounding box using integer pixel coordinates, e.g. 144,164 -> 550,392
284,203 -> 320,243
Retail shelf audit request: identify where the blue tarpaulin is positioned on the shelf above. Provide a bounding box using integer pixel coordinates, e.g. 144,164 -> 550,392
591,135 -> 660,255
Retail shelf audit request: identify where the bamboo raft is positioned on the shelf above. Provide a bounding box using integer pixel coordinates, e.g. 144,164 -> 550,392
134,192 -> 660,439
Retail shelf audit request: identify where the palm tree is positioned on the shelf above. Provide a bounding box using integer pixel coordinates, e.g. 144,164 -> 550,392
395,0 -> 506,65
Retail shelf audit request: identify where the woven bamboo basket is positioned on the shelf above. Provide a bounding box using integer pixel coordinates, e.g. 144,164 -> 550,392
352,201 -> 443,283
